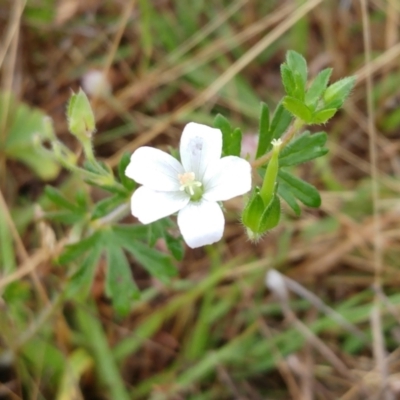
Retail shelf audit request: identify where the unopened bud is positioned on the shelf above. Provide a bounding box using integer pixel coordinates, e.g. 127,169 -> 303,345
67,88 -> 96,141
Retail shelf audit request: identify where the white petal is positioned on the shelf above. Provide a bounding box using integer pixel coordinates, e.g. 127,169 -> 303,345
203,156 -> 252,201
180,122 -> 222,181
178,200 -> 224,248
125,147 -> 184,191
131,186 -> 189,224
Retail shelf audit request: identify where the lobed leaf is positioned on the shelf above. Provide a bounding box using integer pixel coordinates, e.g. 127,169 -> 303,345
269,101 -> 292,141
279,131 -> 328,166
213,114 -> 242,157
280,64 -> 296,97
305,68 -> 333,107
255,102 -> 270,158
118,152 -> 136,191
278,169 -> 321,208
65,245 -> 103,299
91,195 -> 127,220
323,76 -> 356,109
312,108 -> 337,124
105,244 -> 139,316
283,96 -> 312,123
58,231 -> 103,264
286,50 -> 308,85
278,182 -> 301,215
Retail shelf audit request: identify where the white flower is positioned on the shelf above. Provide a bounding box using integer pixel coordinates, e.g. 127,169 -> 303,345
125,122 -> 252,248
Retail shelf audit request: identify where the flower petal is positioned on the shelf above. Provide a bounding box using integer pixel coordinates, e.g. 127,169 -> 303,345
131,186 -> 189,224
180,122 -> 222,181
125,147 -> 184,191
178,200 -> 224,248
203,156 -> 252,201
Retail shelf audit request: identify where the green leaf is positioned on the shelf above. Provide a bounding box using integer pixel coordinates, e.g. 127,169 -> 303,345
323,76 -> 356,108
91,195 -> 126,220
58,232 -> 103,264
292,71 -> 306,100
123,240 -> 177,283
286,50 -> 308,85
279,131 -> 328,167
3,92 -> 60,180
44,186 -> 82,213
283,96 -> 312,122
44,210 -> 84,224
113,224 -> 177,282
280,64 -> 296,97
118,152 -> 136,191
66,245 -> 103,299
229,127 -> 242,156
270,101 -> 292,141
278,170 -> 321,208
305,68 -> 333,107
214,114 -> 231,156
164,232 -> 184,261
312,108 -> 337,124
105,245 -> 139,316
279,147 -> 328,167
255,102 -> 271,158
112,223 -> 154,243
213,114 -> 241,156
278,182 -> 301,216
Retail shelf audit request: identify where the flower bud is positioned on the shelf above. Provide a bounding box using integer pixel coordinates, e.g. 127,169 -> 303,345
242,189 -> 281,242
67,88 -> 96,142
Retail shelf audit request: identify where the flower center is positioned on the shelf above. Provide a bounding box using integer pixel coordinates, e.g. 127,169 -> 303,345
178,172 -> 203,201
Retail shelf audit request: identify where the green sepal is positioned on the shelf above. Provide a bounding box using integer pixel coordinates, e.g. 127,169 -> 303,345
259,193 -> 281,232
242,189 -> 265,233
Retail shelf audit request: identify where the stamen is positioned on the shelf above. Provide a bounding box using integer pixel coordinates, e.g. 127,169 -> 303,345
177,171 -> 203,200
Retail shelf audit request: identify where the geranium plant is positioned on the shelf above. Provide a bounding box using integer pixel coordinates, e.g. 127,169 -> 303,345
33,51 -> 354,315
